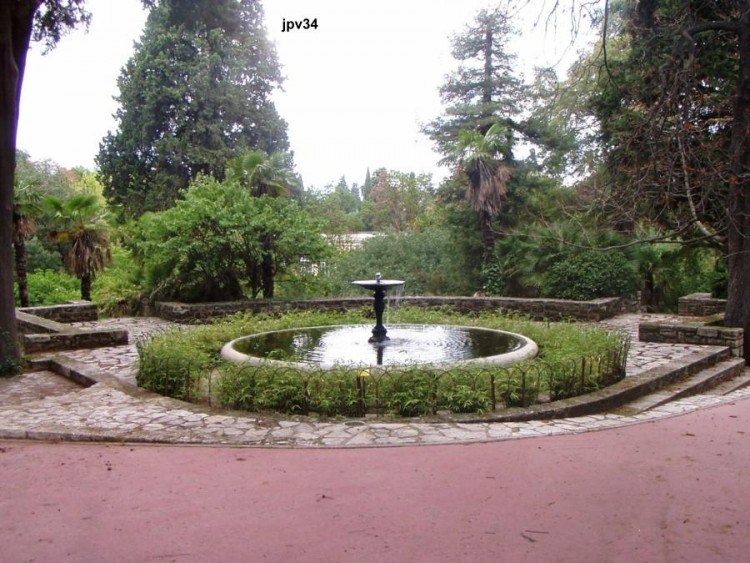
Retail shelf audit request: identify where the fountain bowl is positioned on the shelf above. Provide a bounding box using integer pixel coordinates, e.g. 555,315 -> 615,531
351,279 -> 406,291
221,323 -> 538,370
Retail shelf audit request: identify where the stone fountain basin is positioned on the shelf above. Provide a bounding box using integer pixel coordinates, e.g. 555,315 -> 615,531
351,279 -> 406,291
221,324 -> 538,370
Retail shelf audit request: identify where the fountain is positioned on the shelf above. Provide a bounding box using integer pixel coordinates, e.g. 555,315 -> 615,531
221,272 -> 538,369
351,272 -> 405,343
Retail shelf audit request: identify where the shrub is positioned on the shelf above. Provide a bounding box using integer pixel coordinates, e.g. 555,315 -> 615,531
92,245 -> 143,316
17,269 -> 79,306
24,236 -> 63,273
138,307 -> 629,416
433,369 -> 494,413
133,178 -> 329,302
325,229 -> 477,296
542,250 -> 638,300
378,368 -> 440,416
136,332 -> 214,401
309,371 -> 362,417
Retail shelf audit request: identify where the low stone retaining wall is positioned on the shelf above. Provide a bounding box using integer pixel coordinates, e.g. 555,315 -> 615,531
678,293 -> 727,317
16,311 -> 67,335
23,329 -> 129,354
16,302 -> 128,354
154,296 -> 630,324
639,317 -> 744,358
18,302 -> 98,323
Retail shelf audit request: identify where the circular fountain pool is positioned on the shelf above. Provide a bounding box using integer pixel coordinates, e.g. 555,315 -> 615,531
221,324 -> 538,369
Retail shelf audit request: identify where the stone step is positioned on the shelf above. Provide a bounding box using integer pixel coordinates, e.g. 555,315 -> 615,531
615,357 -> 746,415
703,368 -> 750,396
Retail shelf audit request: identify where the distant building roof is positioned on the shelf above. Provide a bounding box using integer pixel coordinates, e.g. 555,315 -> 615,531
325,232 -> 382,250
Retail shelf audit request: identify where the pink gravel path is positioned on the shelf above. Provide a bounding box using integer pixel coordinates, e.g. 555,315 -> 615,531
1,399 -> 749,562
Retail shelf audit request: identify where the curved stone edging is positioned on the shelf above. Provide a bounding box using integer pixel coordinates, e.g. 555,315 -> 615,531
41,344 -> 729,426
221,324 -> 538,369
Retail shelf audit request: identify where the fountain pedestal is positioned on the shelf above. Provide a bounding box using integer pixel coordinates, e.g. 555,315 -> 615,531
369,285 -> 389,343
352,273 -> 405,344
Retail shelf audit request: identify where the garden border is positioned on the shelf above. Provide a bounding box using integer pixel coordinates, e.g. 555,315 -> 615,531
154,295 -> 632,324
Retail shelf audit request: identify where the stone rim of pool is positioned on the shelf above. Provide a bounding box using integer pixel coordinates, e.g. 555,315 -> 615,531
221,324 -> 539,370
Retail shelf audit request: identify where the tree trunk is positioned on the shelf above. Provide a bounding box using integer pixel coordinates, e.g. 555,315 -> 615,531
641,269 -> 657,313
724,2 -> 750,363
13,237 -> 29,307
261,236 -> 274,299
479,209 -> 495,266
80,273 -> 92,302
0,3 -> 36,372
480,20 -> 493,135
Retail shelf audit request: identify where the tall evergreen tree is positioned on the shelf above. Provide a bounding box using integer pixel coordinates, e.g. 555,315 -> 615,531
422,5 -> 522,161
97,0 -> 288,217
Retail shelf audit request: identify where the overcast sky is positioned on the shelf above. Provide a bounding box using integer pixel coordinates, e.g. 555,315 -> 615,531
17,0 -> 592,191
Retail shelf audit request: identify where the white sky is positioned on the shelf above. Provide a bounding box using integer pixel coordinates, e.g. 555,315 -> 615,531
17,0 -> 592,191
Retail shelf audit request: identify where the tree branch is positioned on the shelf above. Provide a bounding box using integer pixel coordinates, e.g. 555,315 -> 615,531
686,21 -> 740,36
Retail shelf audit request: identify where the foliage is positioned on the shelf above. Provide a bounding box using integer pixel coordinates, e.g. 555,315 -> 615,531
136,332 -> 215,402
325,229 -> 478,296
541,250 -> 639,301
447,123 -> 514,262
91,245 -> 144,316
639,243 -> 726,310
44,194 -> 113,301
13,167 -> 44,307
301,178 -> 364,235
97,0 -> 288,216
482,214 -> 622,298
132,176 -> 329,302
14,270 -> 79,307
422,4 -> 523,157
585,1 -> 739,240
226,149 -> 301,198
359,169 -> 434,232
22,236 -> 63,273
1,0 -> 96,372
137,307 -> 629,417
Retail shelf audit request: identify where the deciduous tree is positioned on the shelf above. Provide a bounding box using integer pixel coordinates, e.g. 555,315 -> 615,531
587,0 -> 750,360
0,0 -> 91,372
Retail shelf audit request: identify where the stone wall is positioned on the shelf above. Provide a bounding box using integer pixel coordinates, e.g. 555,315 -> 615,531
16,303 -> 128,354
678,293 -> 727,317
18,301 -> 98,323
639,319 -> 744,358
16,311 -> 69,335
23,329 -> 129,354
154,296 -> 631,324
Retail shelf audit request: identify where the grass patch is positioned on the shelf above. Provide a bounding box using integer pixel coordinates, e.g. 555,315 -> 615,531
136,306 -> 629,417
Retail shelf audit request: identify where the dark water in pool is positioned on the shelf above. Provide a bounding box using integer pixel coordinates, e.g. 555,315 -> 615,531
231,324 -> 525,366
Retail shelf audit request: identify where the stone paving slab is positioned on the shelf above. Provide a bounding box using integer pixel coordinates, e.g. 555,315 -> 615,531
0,371 -> 82,406
0,313 -> 747,448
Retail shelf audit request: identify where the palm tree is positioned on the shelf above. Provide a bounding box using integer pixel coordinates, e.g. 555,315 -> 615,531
226,149 -> 301,198
450,122 -> 513,264
12,180 -> 42,307
45,195 -> 112,301
226,150 -> 301,298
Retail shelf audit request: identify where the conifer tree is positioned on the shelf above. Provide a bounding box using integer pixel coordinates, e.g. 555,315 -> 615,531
423,5 -> 522,161
97,0 -> 288,216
